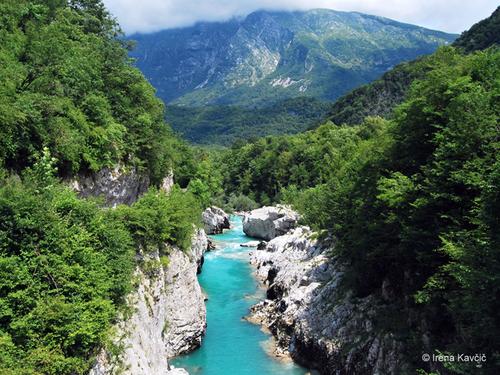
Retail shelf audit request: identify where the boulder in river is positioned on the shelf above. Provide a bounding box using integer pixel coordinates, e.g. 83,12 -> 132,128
240,241 -> 260,247
202,206 -> 230,234
242,205 -> 299,241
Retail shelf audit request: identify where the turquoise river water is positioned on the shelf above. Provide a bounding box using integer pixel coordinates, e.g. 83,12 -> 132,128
171,216 -> 308,375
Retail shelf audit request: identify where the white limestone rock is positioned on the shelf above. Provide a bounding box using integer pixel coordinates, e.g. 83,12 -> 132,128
163,238 -> 207,357
243,205 -> 299,240
69,166 -> 149,207
202,206 -> 230,234
191,227 -> 209,273
88,230 -> 209,375
160,170 -> 175,194
249,227 -> 408,374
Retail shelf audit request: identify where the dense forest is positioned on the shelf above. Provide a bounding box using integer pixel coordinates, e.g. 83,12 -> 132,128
326,6 -> 499,127
165,97 -> 331,146
219,45 -> 500,372
0,1 -> 208,373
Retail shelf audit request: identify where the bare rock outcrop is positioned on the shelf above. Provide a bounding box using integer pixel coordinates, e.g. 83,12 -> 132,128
191,227 -> 209,273
70,167 -> 175,207
249,227 -> 408,374
202,206 -> 230,234
89,229 -> 209,375
69,166 -> 149,207
243,205 -> 299,240
163,231 -> 208,357
160,170 -> 175,194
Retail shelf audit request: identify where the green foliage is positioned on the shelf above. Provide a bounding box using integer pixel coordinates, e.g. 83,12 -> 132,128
0,175 -> 135,374
223,46 -> 500,372
0,154 -> 202,373
0,0 -> 185,183
221,117 -> 383,207
186,155 -> 224,208
116,187 -> 201,252
453,6 -> 499,53
26,147 -> 59,191
165,97 -> 331,145
0,2 -> 206,372
225,193 -> 259,212
321,47 -> 500,372
326,7 -> 499,128
326,59 -> 425,126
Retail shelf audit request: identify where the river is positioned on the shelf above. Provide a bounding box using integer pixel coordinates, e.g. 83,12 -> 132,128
171,215 -> 308,375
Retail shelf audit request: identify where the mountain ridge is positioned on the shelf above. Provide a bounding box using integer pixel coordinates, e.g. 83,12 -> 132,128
326,6 -> 499,126
129,8 -> 456,107
128,8 -> 456,144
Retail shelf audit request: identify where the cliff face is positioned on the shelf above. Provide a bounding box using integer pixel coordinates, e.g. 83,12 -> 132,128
69,166 -> 150,207
249,226 -> 409,374
163,229 -> 208,358
89,230 -> 208,375
69,166 -> 174,207
80,169 -> 207,375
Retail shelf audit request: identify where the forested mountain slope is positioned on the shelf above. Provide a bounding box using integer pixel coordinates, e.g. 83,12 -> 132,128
165,97 -> 330,145
453,6 -> 500,52
129,9 -> 455,144
0,0 -> 187,183
327,6 -> 500,126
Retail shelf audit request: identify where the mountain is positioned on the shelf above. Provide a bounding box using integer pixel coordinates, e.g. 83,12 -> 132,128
130,9 -> 455,106
129,9 -> 456,144
327,6 -> 500,126
453,6 -> 500,52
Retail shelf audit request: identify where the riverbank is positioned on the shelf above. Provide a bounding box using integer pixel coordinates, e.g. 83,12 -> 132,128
248,224 -> 408,374
171,216 -> 308,375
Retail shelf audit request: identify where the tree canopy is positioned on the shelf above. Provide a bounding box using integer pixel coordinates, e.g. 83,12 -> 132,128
222,46 -> 500,373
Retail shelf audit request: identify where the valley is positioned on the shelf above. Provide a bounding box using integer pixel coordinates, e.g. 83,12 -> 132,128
0,2 -> 498,375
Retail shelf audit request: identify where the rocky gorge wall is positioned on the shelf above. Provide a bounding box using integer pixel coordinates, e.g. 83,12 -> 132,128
89,229 -> 209,375
246,208 -> 410,374
74,168 -> 208,375
69,166 -> 174,207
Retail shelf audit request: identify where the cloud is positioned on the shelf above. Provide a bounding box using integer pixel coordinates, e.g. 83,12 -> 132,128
102,0 -> 499,34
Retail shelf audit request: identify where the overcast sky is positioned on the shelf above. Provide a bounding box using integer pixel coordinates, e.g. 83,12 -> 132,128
102,0 -> 498,35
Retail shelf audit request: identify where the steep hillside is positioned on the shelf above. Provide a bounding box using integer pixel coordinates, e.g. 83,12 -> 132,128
0,1 -> 209,374
129,9 -> 455,144
327,6 -> 499,126
0,0 -> 189,183
454,6 -> 500,52
130,9 -> 455,107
